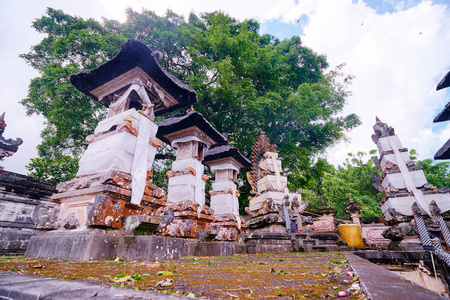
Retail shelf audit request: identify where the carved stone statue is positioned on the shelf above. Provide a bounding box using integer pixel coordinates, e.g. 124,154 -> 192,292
0,112 -> 23,160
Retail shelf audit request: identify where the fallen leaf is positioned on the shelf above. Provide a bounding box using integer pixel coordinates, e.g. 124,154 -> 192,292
131,274 -> 141,281
115,271 -> 126,278
112,275 -> 131,283
146,263 -> 162,268
156,278 -> 173,287
32,265 -> 44,269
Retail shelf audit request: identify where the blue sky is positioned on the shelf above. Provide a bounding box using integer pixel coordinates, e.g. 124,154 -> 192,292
1,0 -> 449,173
262,17 -> 305,39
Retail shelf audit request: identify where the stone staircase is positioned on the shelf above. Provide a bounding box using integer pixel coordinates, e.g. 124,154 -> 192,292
245,232 -> 356,254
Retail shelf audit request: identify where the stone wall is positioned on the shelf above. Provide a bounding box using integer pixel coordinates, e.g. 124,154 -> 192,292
0,170 -> 57,255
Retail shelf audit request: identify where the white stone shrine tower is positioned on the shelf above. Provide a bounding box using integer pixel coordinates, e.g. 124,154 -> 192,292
371,117 -> 450,220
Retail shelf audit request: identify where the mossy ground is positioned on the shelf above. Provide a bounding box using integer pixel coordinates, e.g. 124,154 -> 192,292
0,252 -> 365,299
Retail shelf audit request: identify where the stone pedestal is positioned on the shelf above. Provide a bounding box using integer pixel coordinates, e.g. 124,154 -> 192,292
210,181 -> 237,214
203,145 -> 250,241
305,211 -> 337,233
77,109 -> 159,177
54,171 -> 166,230
249,191 -> 299,212
361,223 -> 391,250
155,200 -> 215,238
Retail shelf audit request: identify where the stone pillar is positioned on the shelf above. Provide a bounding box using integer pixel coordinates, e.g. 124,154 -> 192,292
155,111 -> 229,238
167,138 -> 208,206
209,164 -> 239,216
203,145 -> 250,240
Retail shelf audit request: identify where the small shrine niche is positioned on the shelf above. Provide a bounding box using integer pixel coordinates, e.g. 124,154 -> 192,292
204,145 -> 251,216
176,140 -> 205,161
215,168 -> 237,182
153,111 -> 228,238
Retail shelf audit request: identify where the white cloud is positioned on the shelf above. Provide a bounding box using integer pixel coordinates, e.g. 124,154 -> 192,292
296,0 -> 450,164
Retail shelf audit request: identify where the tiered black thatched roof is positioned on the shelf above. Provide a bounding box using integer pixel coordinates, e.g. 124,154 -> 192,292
434,70 -> 450,159
203,145 -> 251,168
70,39 -> 197,116
156,111 -> 228,146
434,139 -> 450,160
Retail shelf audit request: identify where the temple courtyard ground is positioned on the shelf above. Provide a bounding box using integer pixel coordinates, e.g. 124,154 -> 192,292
0,252 -> 364,299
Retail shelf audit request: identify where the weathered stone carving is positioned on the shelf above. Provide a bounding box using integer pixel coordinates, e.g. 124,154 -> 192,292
154,110 -> 227,238
154,200 -> 215,238
0,112 -> 23,160
34,204 -> 60,230
344,195 -> 362,227
38,40 -> 199,232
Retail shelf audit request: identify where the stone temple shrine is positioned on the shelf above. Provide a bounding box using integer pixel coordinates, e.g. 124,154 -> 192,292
18,39 -> 352,261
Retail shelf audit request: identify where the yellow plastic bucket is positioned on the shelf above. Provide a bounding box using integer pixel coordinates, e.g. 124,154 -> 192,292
338,224 -> 364,249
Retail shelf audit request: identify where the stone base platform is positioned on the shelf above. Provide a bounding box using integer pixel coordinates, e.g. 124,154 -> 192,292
24,229 -> 358,261
24,229 -> 239,261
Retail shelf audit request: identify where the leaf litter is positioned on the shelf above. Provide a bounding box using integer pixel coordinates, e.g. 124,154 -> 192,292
0,252 -> 365,299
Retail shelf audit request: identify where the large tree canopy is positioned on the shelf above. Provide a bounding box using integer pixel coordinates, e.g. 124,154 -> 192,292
22,8 -> 360,205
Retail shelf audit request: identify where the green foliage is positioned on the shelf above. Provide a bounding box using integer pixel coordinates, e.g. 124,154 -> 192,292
319,151 -> 383,219
26,153 -> 79,183
419,158 -> 450,188
22,8 -> 359,194
409,150 -> 449,188
21,8 -> 126,159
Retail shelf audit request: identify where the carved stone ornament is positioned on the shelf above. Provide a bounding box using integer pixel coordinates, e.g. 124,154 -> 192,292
0,112 -> 23,160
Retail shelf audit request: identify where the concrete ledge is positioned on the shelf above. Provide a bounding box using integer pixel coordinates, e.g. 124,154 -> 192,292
0,271 -> 187,299
25,229 -> 120,261
196,241 -> 238,256
345,252 -> 444,299
247,244 -> 293,254
117,236 -> 197,261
